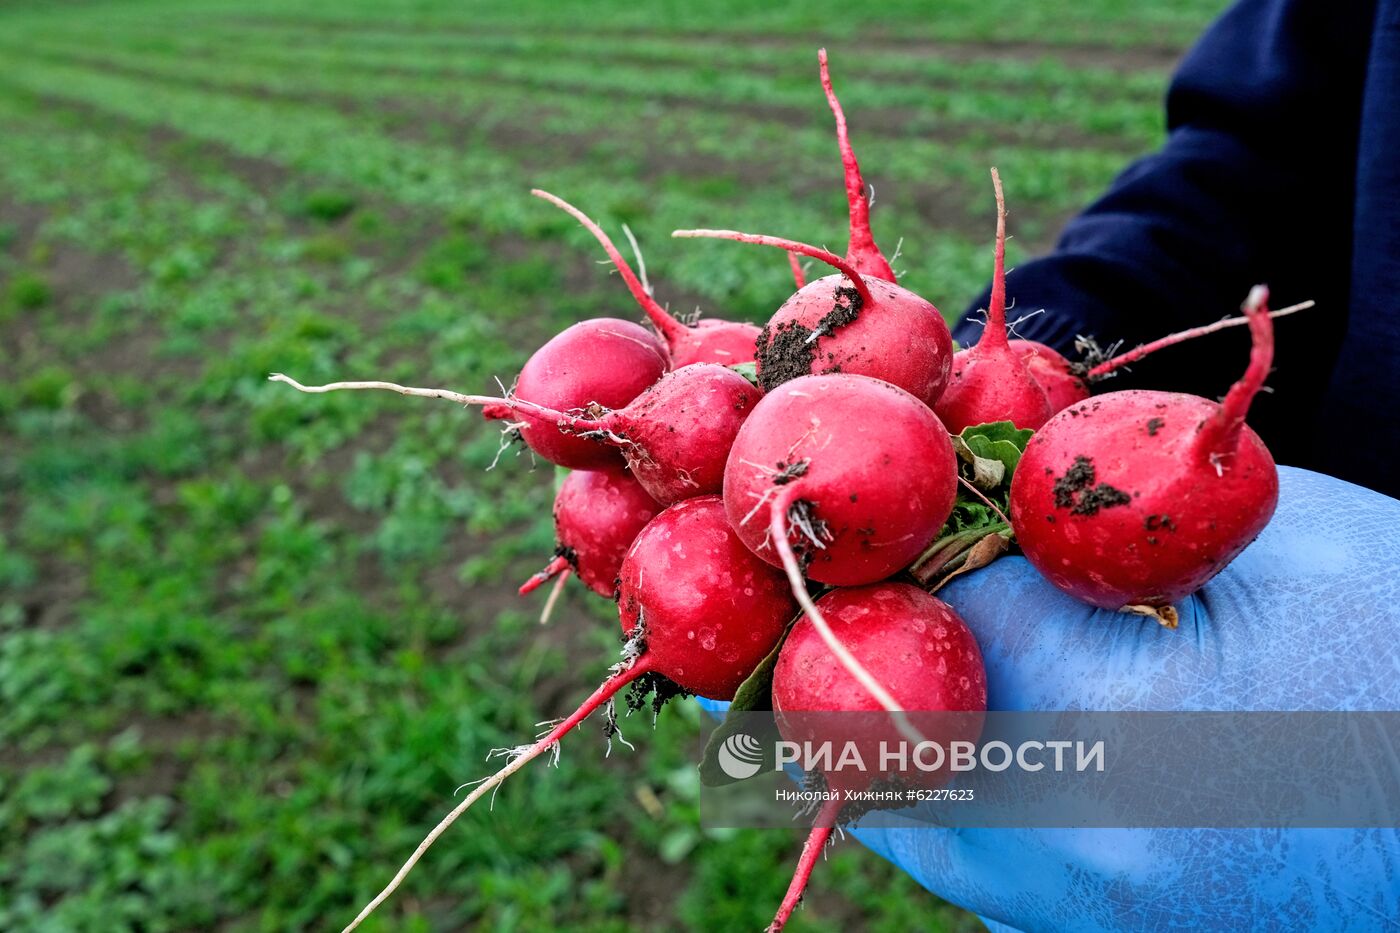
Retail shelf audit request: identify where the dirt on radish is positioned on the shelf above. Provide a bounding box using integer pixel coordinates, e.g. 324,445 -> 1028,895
673,230 -> 954,404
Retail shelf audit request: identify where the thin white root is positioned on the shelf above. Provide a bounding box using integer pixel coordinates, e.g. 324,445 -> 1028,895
1087,299 -> 1313,380
341,746 -> 544,932
268,373 -> 495,408
343,662 -> 647,930
739,474 -> 786,527
622,223 -> 652,296
539,569 -> 570,624
768,499 -> 926,747
487,420 -> 527,471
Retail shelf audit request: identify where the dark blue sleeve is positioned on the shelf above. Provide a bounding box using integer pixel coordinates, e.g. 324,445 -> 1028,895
954,0 -> 1376,378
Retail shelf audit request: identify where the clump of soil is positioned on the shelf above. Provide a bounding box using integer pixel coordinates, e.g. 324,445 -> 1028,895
1052,455 -> 1131,516
757,319 -> 819,391
624,671 -> 694,717
755,285 -> 864,392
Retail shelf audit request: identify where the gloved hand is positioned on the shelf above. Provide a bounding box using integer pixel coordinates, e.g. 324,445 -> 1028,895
855,466 -> 1400,931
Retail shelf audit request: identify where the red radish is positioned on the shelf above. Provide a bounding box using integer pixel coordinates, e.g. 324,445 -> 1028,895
603,363 -> 762,504
723,373 -> 957,586
1010,286 -> 1281,627
616,496 -> 798,699
519,467 -> 662,599
1010,339 -> 1090,412
767,583 -> 987,930
817,48 -> 896,283
270,363 -> 759,505
722,373 -> 958,730
773,584 -> 988,792
490,317 -> 669,468
343,496 -> 795,931
532,189 -> 761,367
672,231 -> 953,405
935,169 -> 1056,433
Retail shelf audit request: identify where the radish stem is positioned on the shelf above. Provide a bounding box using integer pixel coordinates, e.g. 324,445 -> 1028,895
767,795 -> 842,931
538,567 -> 570,624
1195,285 -> 1274,462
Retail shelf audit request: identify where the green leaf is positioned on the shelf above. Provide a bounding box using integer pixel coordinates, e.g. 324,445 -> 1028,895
698,611 -> 800,786
962,420 -> 1035,451
910,422 -> 1030,585
727,361 -> 759,387
959,421 -> 1034,480
951,436 -> 1004,490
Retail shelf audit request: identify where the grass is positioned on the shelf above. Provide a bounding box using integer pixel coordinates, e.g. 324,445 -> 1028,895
0,1 -> 1226,929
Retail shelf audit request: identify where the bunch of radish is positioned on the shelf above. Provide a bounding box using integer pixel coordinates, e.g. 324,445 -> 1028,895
267,49 -> 1300,932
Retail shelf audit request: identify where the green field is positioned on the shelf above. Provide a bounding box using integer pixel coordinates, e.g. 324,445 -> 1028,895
0,2 -> 1228,929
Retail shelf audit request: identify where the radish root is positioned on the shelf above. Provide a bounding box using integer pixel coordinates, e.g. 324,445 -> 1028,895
816,49 -> 895,283
672,228 -> 873,311
788,251 -> 807,289
538,568 -> 571,624
980,167 -> 1010,351
341,661 -> 651,932
532,189 -> 685,341
269,373 -> 492,407
768,795 -> 842,932
268,373 -> 611,434
621,223 -> 652,296
1087,299 -> 1312,381
1195,284 -> 1274,461
519,554 -> 571,596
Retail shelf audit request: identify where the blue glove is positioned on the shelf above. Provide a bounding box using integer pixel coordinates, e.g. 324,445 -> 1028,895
855,466 -> 1400,931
